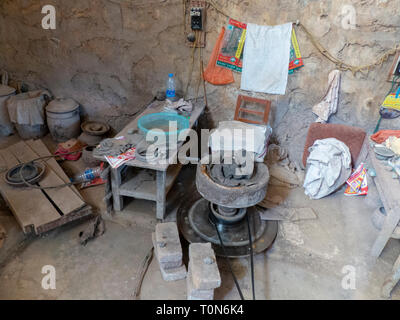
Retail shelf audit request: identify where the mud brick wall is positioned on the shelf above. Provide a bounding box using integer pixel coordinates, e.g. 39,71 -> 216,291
1,0 -> 399,161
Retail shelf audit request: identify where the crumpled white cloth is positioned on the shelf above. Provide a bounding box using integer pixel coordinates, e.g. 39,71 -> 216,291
241,22 -> 292,95
385,136 -> 400,155
208,120 -> 272,162
303,138 -> 352,200
7,90 -> 50,125
312,70 -> 341,123
164,98 -> 193,114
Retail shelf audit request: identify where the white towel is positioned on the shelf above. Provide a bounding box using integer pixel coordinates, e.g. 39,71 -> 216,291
241,23 -> 292,95
312,70 -> 341,123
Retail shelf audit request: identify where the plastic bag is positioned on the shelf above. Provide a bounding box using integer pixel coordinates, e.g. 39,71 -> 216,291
381,87 -> 400,111
303,138 -> 352,200
216,19 -> 247,72
289,29 -> 304,74
203,27 -> 234,85
344,163 -> 368,196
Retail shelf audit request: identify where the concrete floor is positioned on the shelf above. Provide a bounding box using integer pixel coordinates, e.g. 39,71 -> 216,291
0,135 -> 400,300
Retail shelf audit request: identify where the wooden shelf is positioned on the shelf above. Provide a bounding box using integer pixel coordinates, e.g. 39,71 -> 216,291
119,164 -> 182,201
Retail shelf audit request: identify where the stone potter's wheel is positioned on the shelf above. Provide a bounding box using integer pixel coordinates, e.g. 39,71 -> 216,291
178,159 -> 278,258
178,194 -> 278,258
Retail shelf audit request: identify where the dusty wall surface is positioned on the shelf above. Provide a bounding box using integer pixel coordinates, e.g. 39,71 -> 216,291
0,0 -> 400,161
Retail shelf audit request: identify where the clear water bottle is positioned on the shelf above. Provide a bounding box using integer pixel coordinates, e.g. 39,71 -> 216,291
72,166 -> 102,183
166,73 -> 176,100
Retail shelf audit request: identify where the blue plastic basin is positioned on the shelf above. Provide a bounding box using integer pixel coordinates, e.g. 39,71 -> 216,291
138,112 -> 190,137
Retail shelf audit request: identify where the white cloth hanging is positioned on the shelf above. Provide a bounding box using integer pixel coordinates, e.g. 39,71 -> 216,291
241,23 -> 292,95
312,70 -> 341,123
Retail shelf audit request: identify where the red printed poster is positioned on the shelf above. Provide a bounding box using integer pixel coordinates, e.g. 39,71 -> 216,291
216,18 -> 247,73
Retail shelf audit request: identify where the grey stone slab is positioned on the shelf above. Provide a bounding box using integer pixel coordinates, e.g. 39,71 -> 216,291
189,242 -> 221,290
152,232 -> 182,269
159,263 -> 187,282
152,232 -> 186,281
187,269 -> 214,300
155,222 -> 183,263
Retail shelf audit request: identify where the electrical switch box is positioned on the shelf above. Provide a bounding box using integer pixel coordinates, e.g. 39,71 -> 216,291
190,7 -> 204,31
185,0 -> 206,48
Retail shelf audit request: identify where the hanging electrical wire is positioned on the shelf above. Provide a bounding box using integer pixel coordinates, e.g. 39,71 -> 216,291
212,221 -> 245,300
15,148 -> 88,190
184,30 -> 199,99
246,213 -> 256,300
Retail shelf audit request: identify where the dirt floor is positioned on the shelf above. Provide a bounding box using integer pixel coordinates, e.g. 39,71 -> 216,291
0,134 -> 400,300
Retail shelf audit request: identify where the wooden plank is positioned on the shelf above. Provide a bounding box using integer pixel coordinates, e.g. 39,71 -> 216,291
1,149 -> 18,169
119,164 -> 182,200
239,108 -> 265,116
237,117 -> 263,125
381,253 -> 400,298
36,205 -> 93,235
156,170 -> 166,220
0,152 -> 7,173
111,167 -> 123,211
9,141 -> 85,216
371,152 -> 400,211
0,148 -> 60,234
25,139 -> 83,200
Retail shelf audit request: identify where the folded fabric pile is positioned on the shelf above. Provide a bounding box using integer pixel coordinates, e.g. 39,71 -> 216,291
208,120 -> 272,162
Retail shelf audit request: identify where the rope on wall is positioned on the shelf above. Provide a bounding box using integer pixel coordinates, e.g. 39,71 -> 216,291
204,0 -> 400,75
298,23 -> 400,75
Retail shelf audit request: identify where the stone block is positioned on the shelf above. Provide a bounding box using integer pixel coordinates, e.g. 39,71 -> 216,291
187,269 -> 214,300
155,222 -> 182,264
159,263 -> 187,282
152,232 -> 187,281
189,242 -> 221,290
152,232 -> 182,269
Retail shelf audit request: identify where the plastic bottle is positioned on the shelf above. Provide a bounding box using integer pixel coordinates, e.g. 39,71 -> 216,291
72,166 -> 102,183
166,73 -> 176,100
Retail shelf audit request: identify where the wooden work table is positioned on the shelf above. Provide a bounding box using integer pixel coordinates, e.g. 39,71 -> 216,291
370,145 -> 400,298
95,99 -> 205,220
370,148 -> 400,258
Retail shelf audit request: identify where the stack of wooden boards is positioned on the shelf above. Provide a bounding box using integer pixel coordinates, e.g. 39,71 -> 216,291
0,139 -> 92,235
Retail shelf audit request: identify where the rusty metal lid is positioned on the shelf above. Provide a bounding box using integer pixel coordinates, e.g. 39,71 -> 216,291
46,98 -> 79,113
0,85 -> 15,97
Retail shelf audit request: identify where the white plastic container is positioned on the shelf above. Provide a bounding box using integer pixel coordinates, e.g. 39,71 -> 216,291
0,85 -> 16,136
46,98 -> 81,142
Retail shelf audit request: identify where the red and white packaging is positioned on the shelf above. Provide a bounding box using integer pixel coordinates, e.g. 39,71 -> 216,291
344,163 -> 368,196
